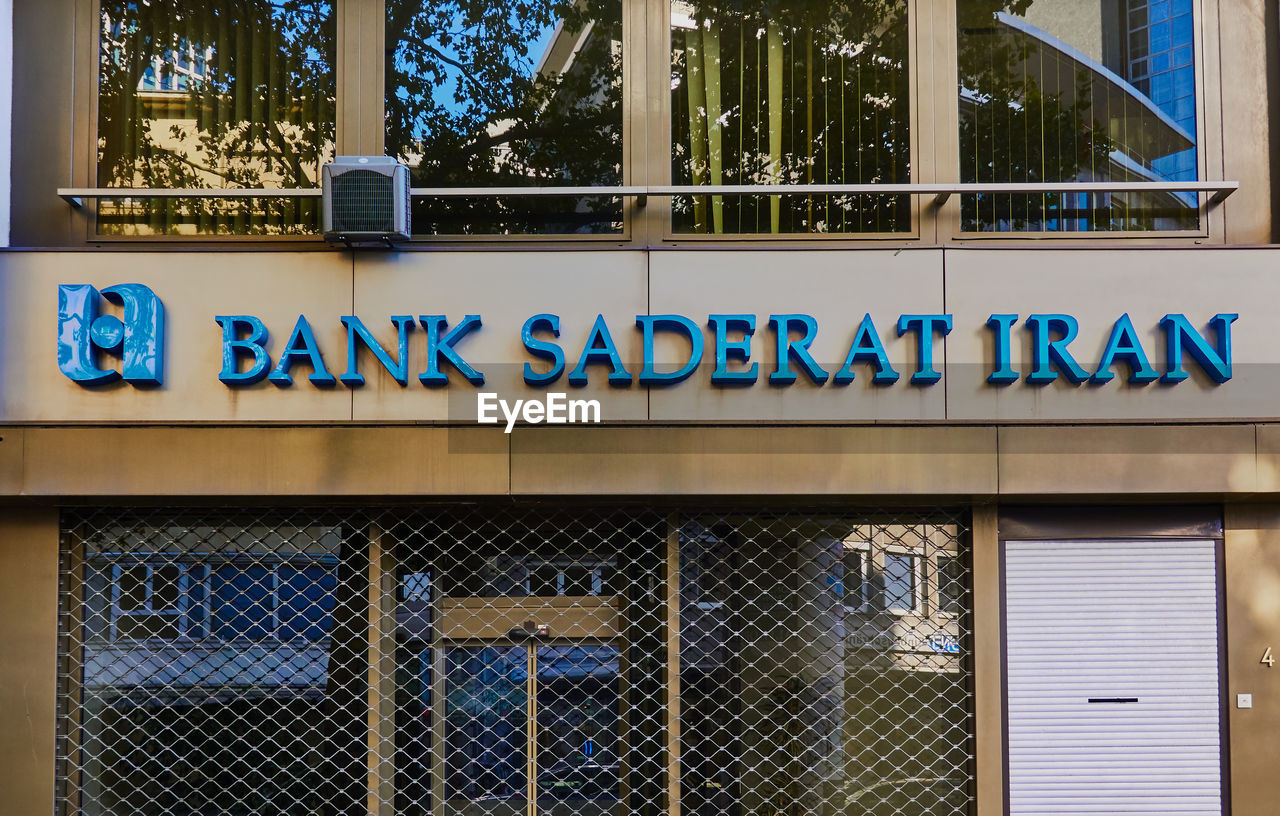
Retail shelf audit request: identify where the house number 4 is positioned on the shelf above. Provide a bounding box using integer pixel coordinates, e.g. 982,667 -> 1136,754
1263,647 -> 1275,667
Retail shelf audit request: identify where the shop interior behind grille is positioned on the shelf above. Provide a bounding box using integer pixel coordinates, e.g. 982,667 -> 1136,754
56,508 -> 973,816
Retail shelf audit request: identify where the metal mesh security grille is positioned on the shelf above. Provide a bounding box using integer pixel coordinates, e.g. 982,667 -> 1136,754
58,507 -> 971,816
677,514 -> 973,816
331,169 -> 395,233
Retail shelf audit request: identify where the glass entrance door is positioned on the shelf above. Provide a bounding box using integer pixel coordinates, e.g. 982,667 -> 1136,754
442,644 -> 621,816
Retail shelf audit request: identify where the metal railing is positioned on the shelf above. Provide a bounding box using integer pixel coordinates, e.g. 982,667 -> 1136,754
57,180 -> 1240,209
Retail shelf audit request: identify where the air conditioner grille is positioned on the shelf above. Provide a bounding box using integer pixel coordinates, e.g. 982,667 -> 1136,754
330,169 -> 395,233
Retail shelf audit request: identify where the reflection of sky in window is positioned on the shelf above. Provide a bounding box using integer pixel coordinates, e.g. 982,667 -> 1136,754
392,13 -> 559,125
884,554 -> 915,611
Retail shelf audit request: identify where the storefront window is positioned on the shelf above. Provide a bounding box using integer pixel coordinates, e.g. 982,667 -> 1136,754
670,0 -> 911,235
64,513 -> 367,816
957,0 -> 1199,232
679,516 -> 972,816
385,0 -> 624,235
96,1 -> 336,235
60,508 -> 971,816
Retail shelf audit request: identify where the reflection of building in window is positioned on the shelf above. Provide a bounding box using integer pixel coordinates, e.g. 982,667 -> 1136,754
676,517 -> 972,816
108,562 -> 203,640
73,521 -> 362,816
882,550 -> 921,615
840,540 -> 869,611
1126,0 -> 1196,181
472,553 -> 616,597
93,554 -> 338,645
385,0 -> 624,235
958,1 -> 1198,232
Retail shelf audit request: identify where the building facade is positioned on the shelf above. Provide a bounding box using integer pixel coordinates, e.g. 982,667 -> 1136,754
3,2 -> 1280,816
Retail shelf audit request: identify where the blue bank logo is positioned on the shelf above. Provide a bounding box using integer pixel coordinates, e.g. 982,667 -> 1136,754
58,284 -> 165,386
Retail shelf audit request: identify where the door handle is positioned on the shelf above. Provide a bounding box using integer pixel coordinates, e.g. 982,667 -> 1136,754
1087,697 -> 1139,703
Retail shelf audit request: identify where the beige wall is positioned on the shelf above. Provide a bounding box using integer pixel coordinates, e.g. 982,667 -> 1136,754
0,508 -> 59,816
0,422 -> 1274,498
945,248 -> 1280,421
6,247 -> 1280,424
1224,504 -> 1280,816
1218,0 -> 1277,244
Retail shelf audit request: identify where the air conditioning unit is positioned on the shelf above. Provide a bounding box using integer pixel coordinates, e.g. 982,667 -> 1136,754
322,156 -> 411,245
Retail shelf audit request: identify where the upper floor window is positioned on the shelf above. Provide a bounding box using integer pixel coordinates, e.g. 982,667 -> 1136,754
88,0 -> 1213,239
96,1 -> 336,236
385,0 -> 623,235
957,0 -> 1199,232
670,0 -> 910,235
840,540 -> 870,610
460,553 -> 616,597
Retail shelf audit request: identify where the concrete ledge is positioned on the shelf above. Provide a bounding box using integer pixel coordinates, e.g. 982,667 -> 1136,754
1,424 -> 1277,498
17,427 -> 509,496
510,426 -> 1000,495
999,425 -> 1259,495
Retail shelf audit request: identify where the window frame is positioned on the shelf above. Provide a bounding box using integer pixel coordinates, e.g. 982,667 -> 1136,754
78,0 -> 346,244
651,0 -> 932,243
932,550 -> 963,619
106,560 -> 208,642
839,539 -> 871,612
934,0 -> 1224,244
70,0 -> 1229,245
880,546 -> 924,616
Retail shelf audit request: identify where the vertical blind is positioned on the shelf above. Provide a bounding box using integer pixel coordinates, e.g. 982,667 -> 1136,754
957,1 -> 1199,233
96,0 -> 336,235
670,0 -> 911,235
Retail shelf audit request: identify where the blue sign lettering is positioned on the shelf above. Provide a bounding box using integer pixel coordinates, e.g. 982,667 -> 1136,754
58,283 -> 164,386
56,286 -> 1243,394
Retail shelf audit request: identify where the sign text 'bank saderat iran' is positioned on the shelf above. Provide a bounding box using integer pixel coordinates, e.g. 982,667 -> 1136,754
56,283 -> 1238,390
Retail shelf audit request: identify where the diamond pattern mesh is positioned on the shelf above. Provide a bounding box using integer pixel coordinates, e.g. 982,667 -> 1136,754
57,507 -> 971,816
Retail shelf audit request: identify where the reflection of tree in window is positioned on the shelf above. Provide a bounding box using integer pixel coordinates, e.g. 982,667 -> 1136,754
671,0 -> 911,235
958,0 -> 1199,232
385,0 -> 624,235
97,1 -> 336,235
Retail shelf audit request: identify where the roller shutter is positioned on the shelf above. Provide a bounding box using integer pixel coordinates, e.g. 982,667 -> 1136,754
1005,539 -> 1222,815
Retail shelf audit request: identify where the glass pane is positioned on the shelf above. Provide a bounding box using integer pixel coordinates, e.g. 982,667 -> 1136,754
151,564 -> 182,611
671,0 -> 911,235
71,514 -> 366,816
97,1 -> 336,235
395,564 -> 434,816
958,1 -> 1199,232
679,517 -> 972,816
536,645 -> 622,816
840,546 -> 866,609
444,645 -> 529,816
386,0 -> 624,235
561,564 -> 595,596
116,564 -> 149,612
937,555 -> 963,616
883,553 -> 917,612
